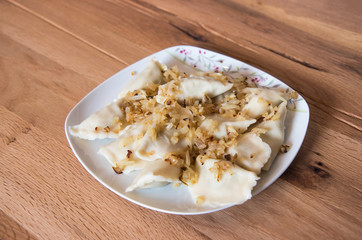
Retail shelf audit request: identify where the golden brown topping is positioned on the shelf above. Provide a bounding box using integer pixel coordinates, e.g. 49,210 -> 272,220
105,64 -> 296,188
180,165 -> 199,186
170,132 -> 179,145
272,114 -> 281,121
196,195 -> 205,205
147,127 -> 157,142
280,144 -> 291,153
164,153 -> 182,166
209,161 -> 233,182
251,127 -> 267,136
289,91 -> 298,100
112,166 -> 123,174
230,153 -> 238,163
104,126 -> 110,132
140,150 -> 155,156
126,150 -> 132,158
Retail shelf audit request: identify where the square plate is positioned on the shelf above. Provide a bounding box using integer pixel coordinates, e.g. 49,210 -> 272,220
65,45 -> 309,215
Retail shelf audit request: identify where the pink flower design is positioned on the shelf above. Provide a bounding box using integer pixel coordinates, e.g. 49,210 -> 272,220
251,76 -> 267,83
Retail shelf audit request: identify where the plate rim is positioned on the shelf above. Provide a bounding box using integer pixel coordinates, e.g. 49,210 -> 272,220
65,45 -> 310,215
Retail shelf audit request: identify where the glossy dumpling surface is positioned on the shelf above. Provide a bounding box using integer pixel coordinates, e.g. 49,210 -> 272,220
119,60 -> 164,98
178,76 -> 233,100
134,129 -> 188,161
188,159 -> 259,207
126,160 -> 181,192
98,124 -> 147,173
258,101 -> 288,170
242,87 -> 286,118
227,132 -> 271,174
70,60 -> 164,140
200,116 -> 256,139
69,100 -> 124,140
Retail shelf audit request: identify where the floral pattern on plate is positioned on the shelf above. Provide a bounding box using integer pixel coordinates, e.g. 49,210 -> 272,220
167,47 -> 305,112
65,45 -> 310,215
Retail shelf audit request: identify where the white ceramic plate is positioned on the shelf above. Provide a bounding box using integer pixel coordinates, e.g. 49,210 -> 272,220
65,45 -> 309,215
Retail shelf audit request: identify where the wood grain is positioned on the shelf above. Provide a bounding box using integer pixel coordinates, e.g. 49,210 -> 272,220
0,211 -> 37,240
1,0 -> 361,239
10,0 -> 362,137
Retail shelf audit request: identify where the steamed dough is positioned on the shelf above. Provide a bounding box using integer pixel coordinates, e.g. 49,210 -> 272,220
70,60 -> 292,207
188,159 -> 259,207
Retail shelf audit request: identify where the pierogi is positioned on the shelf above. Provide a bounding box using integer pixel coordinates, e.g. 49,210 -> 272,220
70,60 -> 296,208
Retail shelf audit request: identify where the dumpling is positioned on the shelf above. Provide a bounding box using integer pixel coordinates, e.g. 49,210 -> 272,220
98,124 -> 147,173
119,59 -> 164,98
134,129 -> 189,161
70,60 -> 164,140
69,100 -> 124,140
126,159 -> 181,192
243,88 -> 286,103
227,132 -> 271,174
188,159 -> 259,207
258,101 -> 288,170
178,76 -> 233,100
200,116 -> 256,139
242,87 -> 286,118
98,140 -> 147,174
156,76 -> 233,104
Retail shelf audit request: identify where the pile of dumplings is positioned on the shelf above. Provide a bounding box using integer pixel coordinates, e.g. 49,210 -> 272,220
70,60 -> 294,207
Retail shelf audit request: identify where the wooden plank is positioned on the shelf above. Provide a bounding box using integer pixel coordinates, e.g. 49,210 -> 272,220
132,0 -> 362,116
183,180 -> 361,240
0,210 -> 38,240
1,0 -> 361,239
0,106 -> 210,239
8,0 -> 362,138
281,121 -> 362,218
0,0 -> 126,145
241,0 -> 362,34
1,1 -> 124,82
6,0 -> 165,64
1,103 -> 361,239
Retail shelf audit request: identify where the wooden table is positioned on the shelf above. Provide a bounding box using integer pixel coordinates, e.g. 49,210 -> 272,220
1,0 -> 361,239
